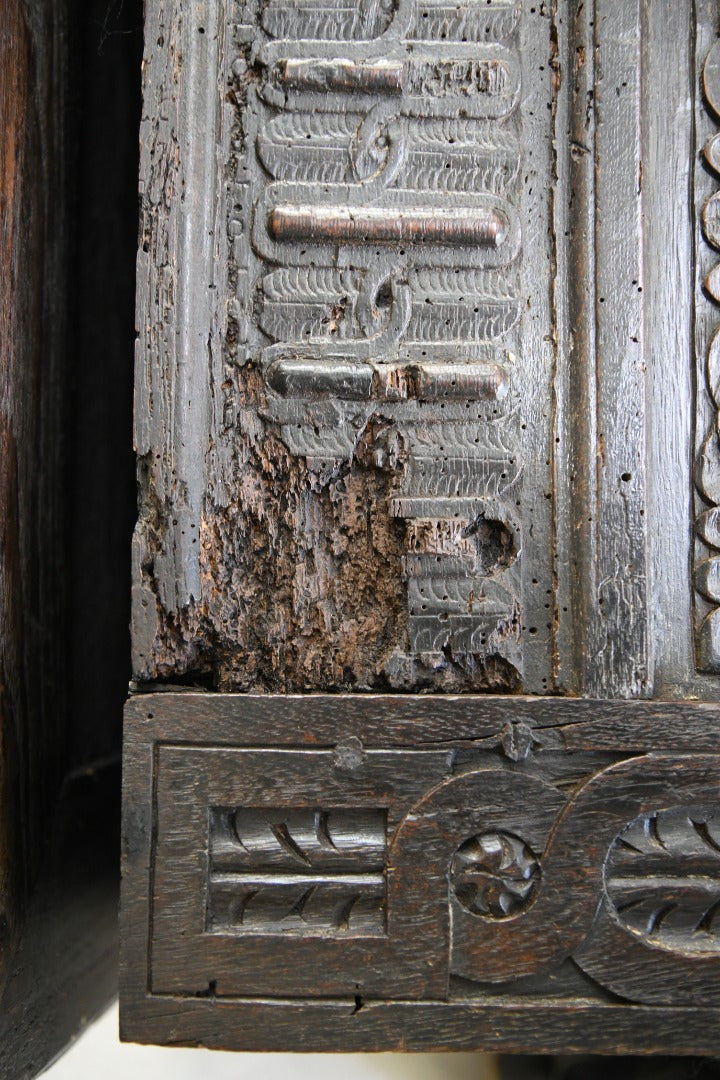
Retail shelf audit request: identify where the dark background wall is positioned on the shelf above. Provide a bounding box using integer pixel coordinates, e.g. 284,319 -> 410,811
66,0 -> 141,767
0,1 -> 141,1074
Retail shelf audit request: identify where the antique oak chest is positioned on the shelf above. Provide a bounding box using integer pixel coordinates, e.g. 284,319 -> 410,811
120,0 -> 720,1055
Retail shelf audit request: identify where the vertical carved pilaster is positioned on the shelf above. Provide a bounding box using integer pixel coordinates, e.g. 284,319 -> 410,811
696,33 -> 720,670
219,0 -> 536,690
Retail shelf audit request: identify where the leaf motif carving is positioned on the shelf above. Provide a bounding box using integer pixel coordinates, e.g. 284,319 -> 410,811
262,0 -> 396,42
707,327 -> 720,408
263,112 -> 360,144
409,266 -> 517,299
208,807 -> 387,936
605,806 -> 720,954
262,267 -> 358,305
410,0 -> 520,44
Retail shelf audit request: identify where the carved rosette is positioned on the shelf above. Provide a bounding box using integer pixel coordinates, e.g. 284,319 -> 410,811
696,40 -> 720,670
450,831 -> 540,918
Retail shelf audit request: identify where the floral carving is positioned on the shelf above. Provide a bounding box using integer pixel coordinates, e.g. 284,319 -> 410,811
450,830 -> 540,918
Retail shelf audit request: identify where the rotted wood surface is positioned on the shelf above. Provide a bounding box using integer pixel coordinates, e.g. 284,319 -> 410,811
132,0 -> 560,696
129,0 -> 712,700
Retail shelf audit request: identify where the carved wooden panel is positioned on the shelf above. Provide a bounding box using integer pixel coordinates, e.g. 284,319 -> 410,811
207,805 -> 388,936
123,0 -> 720,1057
121,695 -> 720,1051
133,0 -> 560,695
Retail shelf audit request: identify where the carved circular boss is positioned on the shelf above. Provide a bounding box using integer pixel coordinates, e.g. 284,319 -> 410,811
387,755 -> 720,1005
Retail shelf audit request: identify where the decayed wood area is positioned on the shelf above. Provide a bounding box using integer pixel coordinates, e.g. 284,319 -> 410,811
131,0 -> 675,701
131,0 -> 555,695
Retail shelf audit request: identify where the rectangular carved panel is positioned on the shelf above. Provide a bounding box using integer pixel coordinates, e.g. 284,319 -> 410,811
208,806 -> 387,935
121,694 -> 720,1052
149,744 -> 450,997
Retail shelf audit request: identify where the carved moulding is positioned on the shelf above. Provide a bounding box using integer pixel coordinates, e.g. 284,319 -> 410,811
696,34 -> 720,668
121,694 -> 720,1053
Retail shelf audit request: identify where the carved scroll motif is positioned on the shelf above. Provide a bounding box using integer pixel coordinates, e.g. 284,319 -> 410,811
228,0 -> 525,685
149,735 -> 720,1007
696,40 -> 720,670
381,754 -> 720,1002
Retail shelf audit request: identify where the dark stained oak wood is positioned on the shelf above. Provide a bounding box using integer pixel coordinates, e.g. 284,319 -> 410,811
121,693 -> 720,1054
122,0 -> 720,1059
1,0 -> 67,975
120,998 -> 720,1057
0,0 -> 141,1074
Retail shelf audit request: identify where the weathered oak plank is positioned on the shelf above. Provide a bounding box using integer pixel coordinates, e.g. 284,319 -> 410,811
121,692 -> 720,1054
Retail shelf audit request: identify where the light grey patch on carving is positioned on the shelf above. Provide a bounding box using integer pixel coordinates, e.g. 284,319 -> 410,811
696,431 -> 720,506
703,192 -> 720,251
697,507 -> 720,550
698,609 -> 720,672
704,39 -> 720,122
333,737 -> 367,772
695,558 -> 720,603
708,328 -> 720,407
705,264 -> 720,303
706,132 -> 720,177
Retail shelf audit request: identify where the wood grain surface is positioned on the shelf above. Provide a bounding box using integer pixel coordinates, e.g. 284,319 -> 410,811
123,0 -> 720,1058
0,0 -> 141,1074
121,693 -> 720,1053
